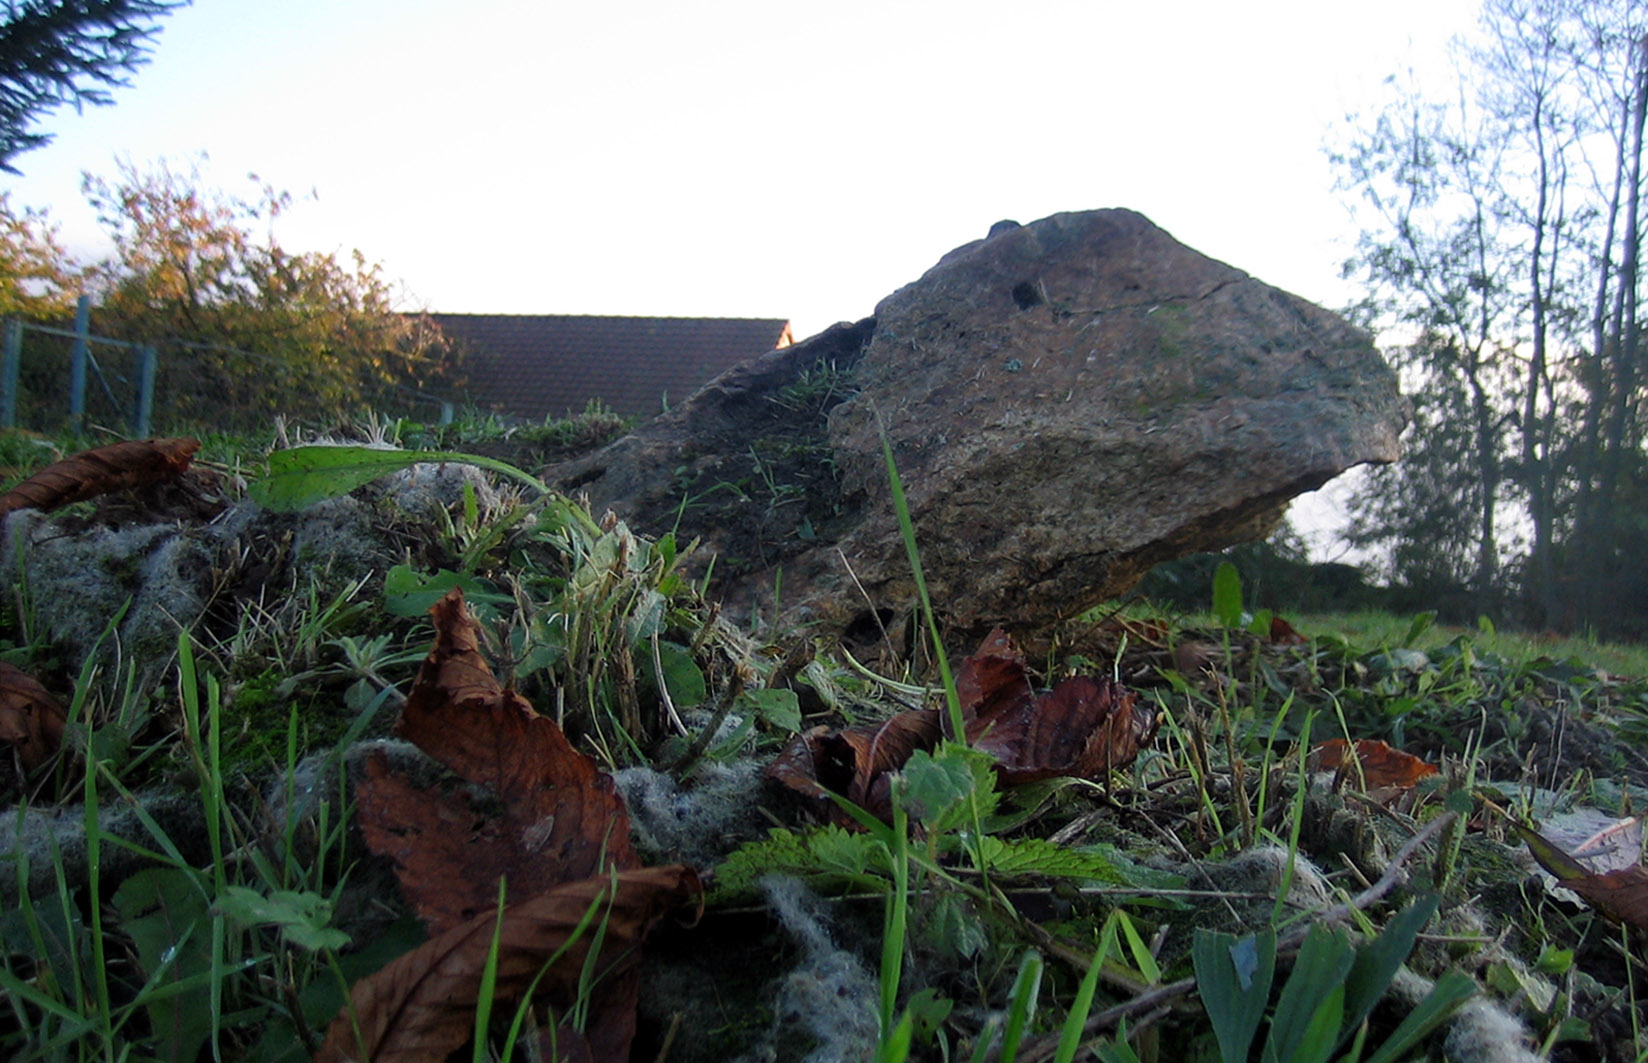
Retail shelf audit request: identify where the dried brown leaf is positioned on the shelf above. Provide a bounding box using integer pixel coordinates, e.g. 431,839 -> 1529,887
954,626 -> 1032,723
314,865 -> 702,1063
765,626 -> 1161,818
0,662 -> 66,776
966,675 -> 1158,784
1516,821 -> 1648,932
1308,738 -> 1438,791
765,712 -> 942,823
0,438 -> 200,521
1268,615 -> 1307,644
358,588 -> 638,936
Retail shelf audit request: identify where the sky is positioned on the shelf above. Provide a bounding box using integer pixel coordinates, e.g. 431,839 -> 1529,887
5,0 -> 1482,341
3,0 -> 1485,557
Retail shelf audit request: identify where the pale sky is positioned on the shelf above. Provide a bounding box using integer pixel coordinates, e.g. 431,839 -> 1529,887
4,0 -> 1481,343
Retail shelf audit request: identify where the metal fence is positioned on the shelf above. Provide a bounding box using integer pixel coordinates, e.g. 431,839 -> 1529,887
1,296 -> 456,436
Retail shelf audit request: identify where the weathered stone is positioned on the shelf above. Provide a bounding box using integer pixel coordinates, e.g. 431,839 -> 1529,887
550,209 -> 1406,637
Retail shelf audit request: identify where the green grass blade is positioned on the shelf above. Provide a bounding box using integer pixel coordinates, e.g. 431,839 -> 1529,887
1342,895 -> 1440,1038
999,949 -> 1043,1063
1263,924 -> 1354,1063
1053,915 -> 1121,1063
472,878 -> 509,1063
1359,970 -> 1476,1063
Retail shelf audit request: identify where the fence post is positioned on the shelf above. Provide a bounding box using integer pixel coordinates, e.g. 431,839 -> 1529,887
68,294 -> 90,432
440,400 -> 454,426
1,319 -> 19,429
132,345 -> 157,437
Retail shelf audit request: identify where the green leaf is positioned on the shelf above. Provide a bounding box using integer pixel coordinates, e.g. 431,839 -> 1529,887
249,444 -> 552,512
1401,610 -> 1438,647
111,868 -> 214,1063
1263,924 -> 1354,1063
651,640 -> 707,709
382,564 -> 510,618
1193,928 -> 1275,1063
1000,950 -> 1044,1063
215,885 -> 350,952
1212,561 -> 1244,628
1511,821 -> 1591,883
1342,894 -> 1439,1039
900,743 -> 1000,832
1360,969 -> 1476,1063
737,687 -> 802,732
976,836 -> 1184,892
707,826 -> 890,904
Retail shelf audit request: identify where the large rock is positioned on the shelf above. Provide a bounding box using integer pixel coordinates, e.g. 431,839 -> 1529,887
550,209 -> 1405,637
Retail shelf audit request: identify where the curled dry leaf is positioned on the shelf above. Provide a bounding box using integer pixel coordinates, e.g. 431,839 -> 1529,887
357,588 -> 638,936
1268,615 -> 1307,644
0,437 -> 200,521
766,626 -> 1158,819
314,865 -> 703,1063
966,674 -> 1158,785
1308,738 -> 1438,791
0,662 -> 66,776
767,711 -> 943,823
1515,821 -> 1648,933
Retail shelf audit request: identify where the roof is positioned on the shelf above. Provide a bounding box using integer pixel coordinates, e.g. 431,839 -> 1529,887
428,314 -> 794,421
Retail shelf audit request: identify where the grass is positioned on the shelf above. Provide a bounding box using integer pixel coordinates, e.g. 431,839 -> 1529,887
3,413 -> 1648,1061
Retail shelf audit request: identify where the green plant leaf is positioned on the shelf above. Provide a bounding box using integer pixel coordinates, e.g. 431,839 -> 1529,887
651,640 -> 707,709
977,837 -> 1184,892
1342,894 -> 1439,1040
249,444 -> 550,512
707,826 -> 890,904
1193,928 -> 1275,1063
214,885 -> 350,952
738,687 -> 802,732
1359,969 -> 1476,1063
1000,949 -> 1044,1063
1263,924 -> 1354,1063
111,867 -> 214,1063
382,564 -> 510,619
899,743 -> 1000,833
1212,561 -> 1244,629
1403,611 -> 1438,647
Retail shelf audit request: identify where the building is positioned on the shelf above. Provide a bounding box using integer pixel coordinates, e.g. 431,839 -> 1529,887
428,314 -> 793,422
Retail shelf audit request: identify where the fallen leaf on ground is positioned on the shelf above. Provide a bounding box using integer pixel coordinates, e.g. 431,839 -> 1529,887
767,711 -> 943,823
313,866 -> 702,1063
0,662 -> 66,778
1514,821 -> 1648,932
966,673 -> 1158,785
0,437 -> 200,520
1308,738 -> 1438,791
957,629 -> 1157,784
766,627 -> 1158,818
1268,615 -> 1307,644
342,588 -> 687,1063
358,588 -> 639,936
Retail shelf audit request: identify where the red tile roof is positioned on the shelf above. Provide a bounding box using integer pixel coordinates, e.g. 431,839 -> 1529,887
429,314 -> 793,421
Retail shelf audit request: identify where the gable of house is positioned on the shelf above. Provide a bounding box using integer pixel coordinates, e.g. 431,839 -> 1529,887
428,314 -> 793,422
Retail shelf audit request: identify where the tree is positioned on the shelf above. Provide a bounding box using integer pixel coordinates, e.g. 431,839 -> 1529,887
1334,0 -> 1648,635
0,0 -> 185,173
81,158 -> 453,424
0,192 -> 75,318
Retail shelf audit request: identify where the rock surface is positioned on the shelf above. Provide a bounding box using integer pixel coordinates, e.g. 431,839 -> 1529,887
551,209 -> 1406,636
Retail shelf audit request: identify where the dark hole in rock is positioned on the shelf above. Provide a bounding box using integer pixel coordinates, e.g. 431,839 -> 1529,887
1011,281 -> 1044,310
